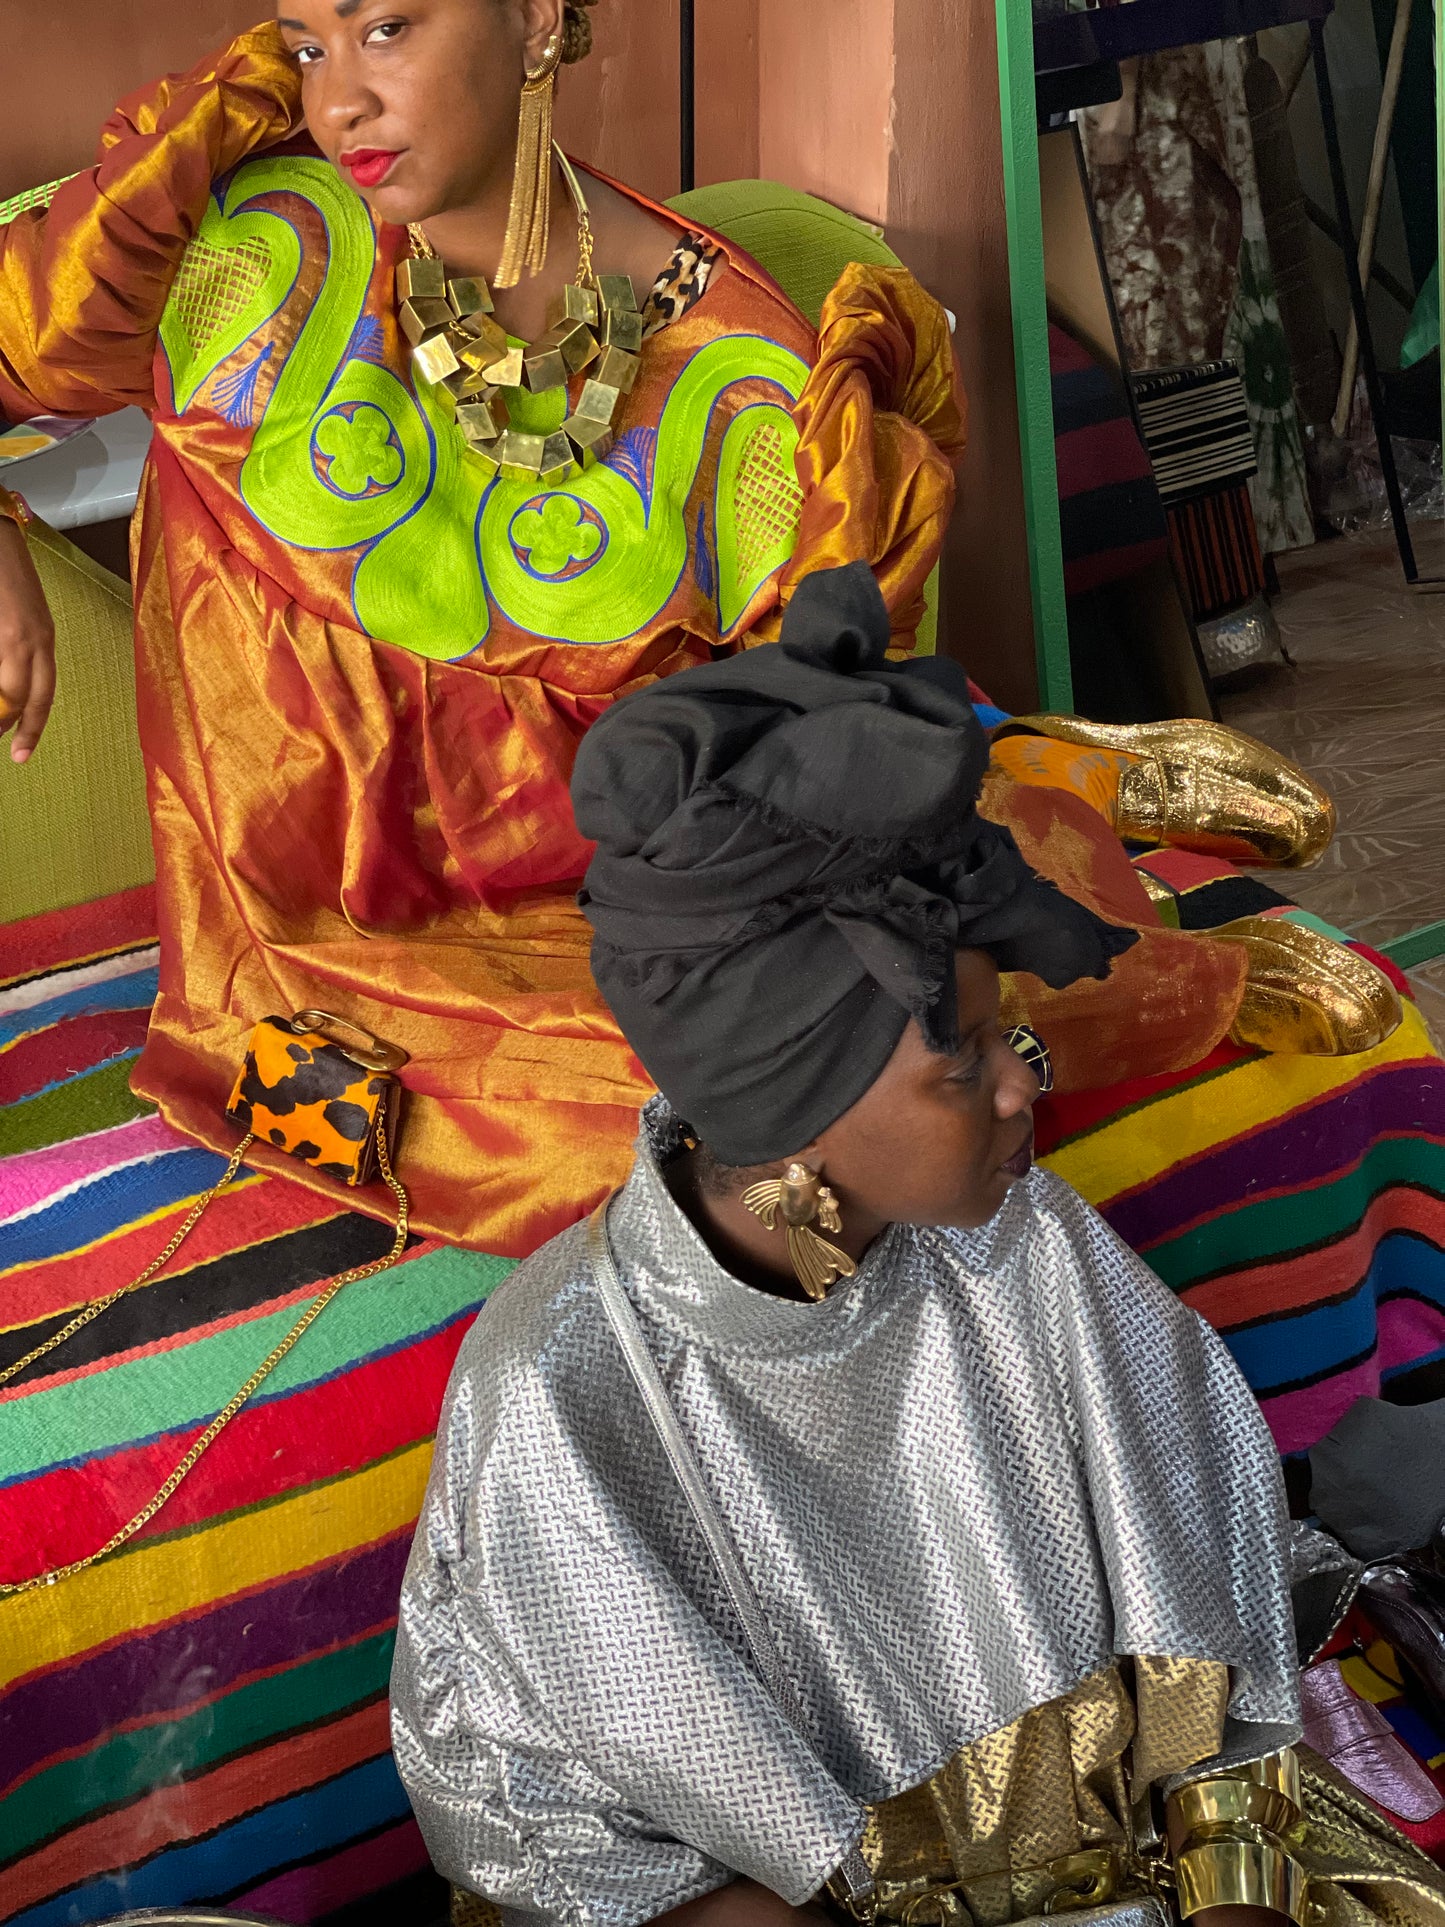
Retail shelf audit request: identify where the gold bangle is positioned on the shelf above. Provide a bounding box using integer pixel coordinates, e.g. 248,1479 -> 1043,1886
1175,1829 -> 1309,1925
1167,1749 -> 1303,1845
0,486 -> 32,531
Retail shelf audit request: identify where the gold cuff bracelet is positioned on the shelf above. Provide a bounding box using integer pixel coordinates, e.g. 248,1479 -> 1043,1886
1174,1828 -> 1309,1925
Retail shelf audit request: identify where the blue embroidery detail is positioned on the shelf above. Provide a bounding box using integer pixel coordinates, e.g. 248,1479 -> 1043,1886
211,342 -> 275,427
605,426 -> 658,513
346,314 -> 387,366
693,501 -> 715,603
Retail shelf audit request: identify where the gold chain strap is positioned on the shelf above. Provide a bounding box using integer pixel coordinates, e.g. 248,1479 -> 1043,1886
553,147 -> 595,288
0,1134 -> 255,1394
0,1121 -> 409,1597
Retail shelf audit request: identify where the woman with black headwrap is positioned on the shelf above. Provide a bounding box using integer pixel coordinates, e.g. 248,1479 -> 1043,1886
392,566 -> 1443,1927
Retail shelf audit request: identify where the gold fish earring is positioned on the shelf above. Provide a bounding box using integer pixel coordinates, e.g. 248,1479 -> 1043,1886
741,1162 -> 857,1301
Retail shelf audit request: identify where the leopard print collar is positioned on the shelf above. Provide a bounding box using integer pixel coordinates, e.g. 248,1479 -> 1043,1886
641,230 -> 723,339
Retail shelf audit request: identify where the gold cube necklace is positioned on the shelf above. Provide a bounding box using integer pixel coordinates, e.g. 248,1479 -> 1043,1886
403,147 -> 641,484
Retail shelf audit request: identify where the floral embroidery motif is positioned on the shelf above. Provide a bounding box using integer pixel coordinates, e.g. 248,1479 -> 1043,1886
510,495 -> 604,576
314,403 -> 403,496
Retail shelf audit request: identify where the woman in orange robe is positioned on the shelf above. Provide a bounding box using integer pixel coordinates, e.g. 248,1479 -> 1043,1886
0,0 -> 1364,1253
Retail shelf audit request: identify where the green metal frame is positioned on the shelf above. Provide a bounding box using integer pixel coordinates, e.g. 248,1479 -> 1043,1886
995,0 -> 1074,712
1380,921 -> 1445,970
1383,0 -> 1445,974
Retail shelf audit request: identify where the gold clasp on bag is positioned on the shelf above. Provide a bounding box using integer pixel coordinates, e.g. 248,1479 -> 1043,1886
292,1008 -> 410,1073
900,1881 -> 973,1927
1044,1850 -> 1122,1914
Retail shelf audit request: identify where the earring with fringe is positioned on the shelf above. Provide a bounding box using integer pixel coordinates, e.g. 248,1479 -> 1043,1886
496,29 -> 565,288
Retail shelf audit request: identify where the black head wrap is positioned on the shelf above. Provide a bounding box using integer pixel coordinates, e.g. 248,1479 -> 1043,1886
573,563 -> 1136,1165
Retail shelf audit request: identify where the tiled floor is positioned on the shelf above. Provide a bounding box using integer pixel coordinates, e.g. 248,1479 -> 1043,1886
1217,522 -> 1445,1027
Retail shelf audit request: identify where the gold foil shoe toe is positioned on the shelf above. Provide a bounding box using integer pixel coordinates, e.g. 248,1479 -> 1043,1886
1011,715 -> 1336,868
1217,916 -> 1402,1057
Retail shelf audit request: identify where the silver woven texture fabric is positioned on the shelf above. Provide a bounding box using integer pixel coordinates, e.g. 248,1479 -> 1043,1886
391,1101 -> 1301,1927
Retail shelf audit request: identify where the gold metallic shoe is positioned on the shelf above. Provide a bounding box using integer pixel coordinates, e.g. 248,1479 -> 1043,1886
1008,716 -> 1335,868
1216,917 -> 1402,1056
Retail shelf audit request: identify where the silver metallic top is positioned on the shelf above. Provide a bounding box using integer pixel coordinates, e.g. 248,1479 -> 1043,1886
392,1101 -> 1301,1927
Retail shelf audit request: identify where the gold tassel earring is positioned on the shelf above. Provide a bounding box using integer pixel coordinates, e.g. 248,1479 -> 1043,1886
496,30 -> 565,289
741,1162 -> 857,1301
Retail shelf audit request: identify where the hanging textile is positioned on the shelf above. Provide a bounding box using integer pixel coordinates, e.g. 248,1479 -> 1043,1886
1082,43 -> 1315,554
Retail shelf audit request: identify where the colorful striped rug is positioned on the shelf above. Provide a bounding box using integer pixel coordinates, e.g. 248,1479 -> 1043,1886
5,876 -> 1445,1922
1037,848 -> 1445,1506
1,887 -> 510,1927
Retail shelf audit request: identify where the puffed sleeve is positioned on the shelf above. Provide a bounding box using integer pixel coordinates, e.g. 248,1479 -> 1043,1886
0,24 -> 301,421
391,1372 -> 734,1927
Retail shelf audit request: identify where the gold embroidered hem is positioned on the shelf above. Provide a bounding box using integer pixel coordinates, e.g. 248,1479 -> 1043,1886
849,1666 -> 1445,1927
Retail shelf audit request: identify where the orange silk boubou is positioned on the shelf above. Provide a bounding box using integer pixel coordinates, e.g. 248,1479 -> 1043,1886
0,26 -> 999,1252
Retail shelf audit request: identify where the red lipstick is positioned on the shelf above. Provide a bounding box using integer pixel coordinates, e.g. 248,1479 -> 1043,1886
340,149 -> 402,189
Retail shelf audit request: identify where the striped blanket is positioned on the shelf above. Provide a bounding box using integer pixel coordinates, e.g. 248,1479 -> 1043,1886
1038,849 -> 1445,1499
1,888 -> 507,1927
5,877 -> 1445,1922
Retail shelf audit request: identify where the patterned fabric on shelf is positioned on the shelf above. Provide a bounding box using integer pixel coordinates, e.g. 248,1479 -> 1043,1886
1080,39 -> 1314,555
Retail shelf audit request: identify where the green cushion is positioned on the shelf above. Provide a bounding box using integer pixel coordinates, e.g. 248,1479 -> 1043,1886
0,521 -> 153,923
667,180 -> 901,327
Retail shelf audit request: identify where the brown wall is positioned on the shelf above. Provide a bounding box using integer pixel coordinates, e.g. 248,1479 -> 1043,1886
886,0 -> 1036,709
558,0 -> 760,198
2,0 -> 265,198
749,0 -> 1035,707
758,0 -> 894,225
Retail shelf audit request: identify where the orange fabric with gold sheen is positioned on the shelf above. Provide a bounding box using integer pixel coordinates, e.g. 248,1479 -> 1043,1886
0,29 -> 303,418
772,262 -> 967,641
0,28 -> 983,1252
983,771 -> 1247,1091
988,730 -> 1139,825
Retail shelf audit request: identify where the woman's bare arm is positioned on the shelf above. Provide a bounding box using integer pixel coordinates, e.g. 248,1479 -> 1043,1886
0,509 -> 54,762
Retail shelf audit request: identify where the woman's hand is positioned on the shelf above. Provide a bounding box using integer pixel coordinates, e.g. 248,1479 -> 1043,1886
0,517 -> 56,762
